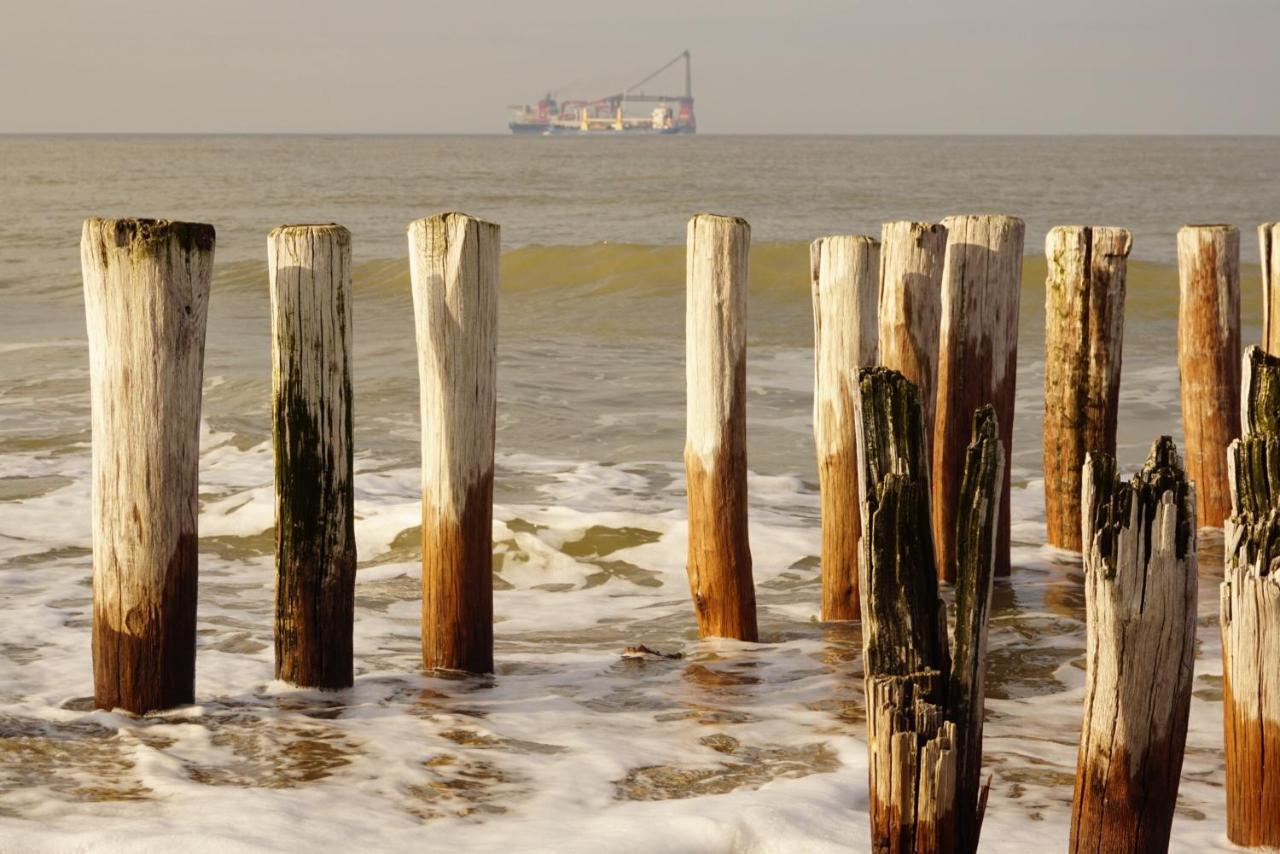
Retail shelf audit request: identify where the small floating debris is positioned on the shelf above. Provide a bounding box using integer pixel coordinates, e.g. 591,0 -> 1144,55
621,645 -> 683,661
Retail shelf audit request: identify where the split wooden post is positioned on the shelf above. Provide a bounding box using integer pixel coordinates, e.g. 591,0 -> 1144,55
1043,226 -> 1131,551
269,225 -> 356,689
408,213 -> 499,674
1071,439 -> 1196,853
1222,345 -> 1280,848
933,215 -> 1024,578
855,368 -> 1002,854
685,214 -> 758,641
1260,223 -> 1280,356
1176,224 -> 1240,529
878,220 -> 947,447
811,234 -> 879,622
81,218 -> 214,714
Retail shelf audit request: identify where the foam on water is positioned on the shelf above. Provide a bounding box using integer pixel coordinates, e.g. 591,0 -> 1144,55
0,407 -> 1240,852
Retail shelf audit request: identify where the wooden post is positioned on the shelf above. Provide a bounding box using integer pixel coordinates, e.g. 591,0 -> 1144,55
81,218 -> 214,714
1222,345 -> 1280,848
1176,224 -> 1240,529
1071,438 -> 1196,853
269,225 -> 356,689
855,368 -> 1002,854
1043,226 -> 1131,551
811,234 -> 879,622
685,214 -> 757,641
878,220 -> 947,447
933,215 -> 1024,579
408,213 -> 499,674
1261,223 -> 1280,356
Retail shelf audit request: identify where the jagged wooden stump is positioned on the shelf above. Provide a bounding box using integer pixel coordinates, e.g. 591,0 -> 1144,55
1071,438 -> 1196,852
855,368 -> 1002,854
1222,345 -> 1280,847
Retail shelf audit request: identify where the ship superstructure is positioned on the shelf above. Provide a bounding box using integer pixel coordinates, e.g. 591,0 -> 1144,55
509,51 -> 696,135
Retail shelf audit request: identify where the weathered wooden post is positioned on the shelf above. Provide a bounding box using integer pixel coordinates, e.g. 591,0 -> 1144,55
81,218 -> 213,713
1261,222 -> 1280,356
1222,345 -> 1280,848
811,234 -> 879,622
855,368 -> 1002,854
1070,438 -> 1196,853
408,213 -> 499,674
933,215 -> 1024,578
1043,226 -> 1131,551
878,220 -> 947,446
269,225 -> 356,689
685,214 -> 757,641
1176,224 -> 1240,529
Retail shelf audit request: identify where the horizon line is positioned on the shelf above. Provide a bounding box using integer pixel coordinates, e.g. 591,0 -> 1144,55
3,131 -> 1280,139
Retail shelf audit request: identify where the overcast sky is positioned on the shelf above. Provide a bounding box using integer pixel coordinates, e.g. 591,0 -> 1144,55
3,0 -> 1277,134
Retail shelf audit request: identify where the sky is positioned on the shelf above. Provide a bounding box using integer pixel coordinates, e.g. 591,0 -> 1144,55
3,0 -> 1278,134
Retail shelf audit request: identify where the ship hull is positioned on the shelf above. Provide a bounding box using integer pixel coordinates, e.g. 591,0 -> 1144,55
508,122 -> 694,136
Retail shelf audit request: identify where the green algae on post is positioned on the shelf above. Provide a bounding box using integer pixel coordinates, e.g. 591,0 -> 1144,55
269,224 -> 357,690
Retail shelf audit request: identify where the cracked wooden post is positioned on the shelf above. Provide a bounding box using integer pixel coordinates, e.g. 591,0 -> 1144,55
1043,226 -> 1131,551
811,234 -> 879,621
855,368 -> 1002,854
933,215 -> 1023,579
878,220 -> 947,450
1261,223 -> 1280,356
1222,345 -> 1280,848
1177,224 -> 1240,529
685,214 -> 757,641
408,213 -> 499,673
1070,438 -> 1196,853
269,225 -> 356,689
81,218 -> 214,714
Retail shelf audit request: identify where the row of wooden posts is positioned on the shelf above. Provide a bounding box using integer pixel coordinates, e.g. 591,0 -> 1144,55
80,214 -> 1280,851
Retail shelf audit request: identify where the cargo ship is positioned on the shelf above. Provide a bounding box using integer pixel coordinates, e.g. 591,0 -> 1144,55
509,51 -> 696,135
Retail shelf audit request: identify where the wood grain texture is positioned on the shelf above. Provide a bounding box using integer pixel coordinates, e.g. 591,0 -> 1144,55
811,234 -> 879,622
933,215 -> 1024,578
1222,345 -> 1280,848
855,369 -> 1001,854
408,213 -> 499,674
948,406 -> 1002,854
81,218 -> 213,714
1261,223 -> 1280,356
1071,439 -> 1196,853
1043,226 -> 1131,551
1177,224 -> 1241,529
269,224 -> 356,689
878,220 -> 947,451
685,214 -> 757,641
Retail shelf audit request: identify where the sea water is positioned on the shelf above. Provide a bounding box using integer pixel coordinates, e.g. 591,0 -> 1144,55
2,134 -> 1278,852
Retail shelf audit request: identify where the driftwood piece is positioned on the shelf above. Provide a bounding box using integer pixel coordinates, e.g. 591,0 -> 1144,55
408,213 -> 499,674
685,214 -> 758,641
269,224 -> 356,689
811,234 -> 880,621
1043,226 -> 1131,551
1261,223 -> 1280,357
855,368 -> 1002,854
1222,345 -> 1280,848
933,215 -> 1024,579
81,218 -> 214,713
878,221 -> 947,451
1177,224 -> 1241,528
1071,439 -> 1196,853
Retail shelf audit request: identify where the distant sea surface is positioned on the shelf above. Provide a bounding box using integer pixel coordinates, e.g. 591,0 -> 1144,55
2,135 -> 1277,852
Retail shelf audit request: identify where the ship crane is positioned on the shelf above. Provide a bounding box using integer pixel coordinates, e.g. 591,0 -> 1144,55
508,51 -> 696,135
